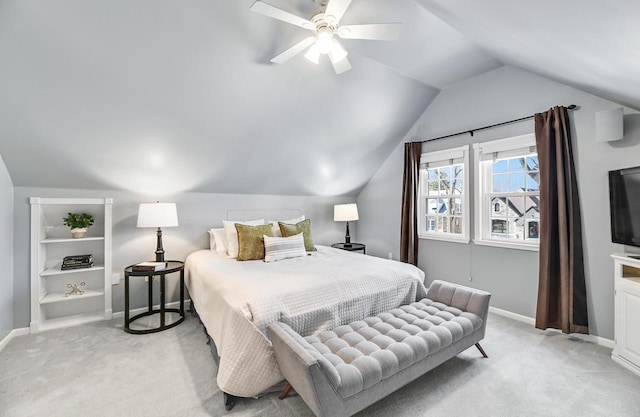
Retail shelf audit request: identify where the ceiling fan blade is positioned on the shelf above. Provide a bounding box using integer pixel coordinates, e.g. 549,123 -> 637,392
337,23 -> 402,41
330,56 -> 352,75
250,1 -> 315,30
270,36 -> 316,64
325,0 -> 353,24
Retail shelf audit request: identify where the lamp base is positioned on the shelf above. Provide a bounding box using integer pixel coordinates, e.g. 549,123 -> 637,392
344,221 -> 352,247
155,227 -> 165,262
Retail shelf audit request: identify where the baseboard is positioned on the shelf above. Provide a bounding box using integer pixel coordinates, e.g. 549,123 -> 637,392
0,300 -> 193,349
612,353 -> 640,377
567,332 -> 615,349
489,306 -> 614,349
489,306 -> 535,325
112,299 -> 192,319
0,327 -> 30,352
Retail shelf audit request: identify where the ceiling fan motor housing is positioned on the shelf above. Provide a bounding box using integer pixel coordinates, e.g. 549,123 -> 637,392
311,13 -> 338,33
312,1 -> 340,26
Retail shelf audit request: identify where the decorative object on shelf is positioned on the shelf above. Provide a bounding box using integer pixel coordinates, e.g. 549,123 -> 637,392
132,261 -> 167,272
65,282 -> 86,297
61,254 -> 94,270
63,212 -> 95,238
137,202 -> 179,262
334,203 -> 359,247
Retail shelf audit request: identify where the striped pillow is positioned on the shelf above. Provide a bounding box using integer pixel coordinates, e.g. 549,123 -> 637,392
263,233 -> 307,263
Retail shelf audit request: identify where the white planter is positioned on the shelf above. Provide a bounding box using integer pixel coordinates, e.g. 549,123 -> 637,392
71,228 -> 88,238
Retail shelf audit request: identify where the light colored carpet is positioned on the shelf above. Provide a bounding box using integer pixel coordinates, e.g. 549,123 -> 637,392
1,312 -> 640,417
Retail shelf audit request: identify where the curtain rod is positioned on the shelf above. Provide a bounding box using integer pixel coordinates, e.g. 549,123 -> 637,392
420,104 -> 578,144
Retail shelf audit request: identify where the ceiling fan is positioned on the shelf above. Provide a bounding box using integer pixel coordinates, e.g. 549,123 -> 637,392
250,0 -> 402,74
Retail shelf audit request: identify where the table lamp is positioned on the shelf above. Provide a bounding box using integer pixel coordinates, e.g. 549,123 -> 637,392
137,202 -> 178,262
334,203 -> 359,247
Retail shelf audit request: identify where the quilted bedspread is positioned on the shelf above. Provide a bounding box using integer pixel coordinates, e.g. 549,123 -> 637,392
184,245 -> 427,397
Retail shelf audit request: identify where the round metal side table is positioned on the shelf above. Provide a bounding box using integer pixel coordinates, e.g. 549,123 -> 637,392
123,260 -> 184,334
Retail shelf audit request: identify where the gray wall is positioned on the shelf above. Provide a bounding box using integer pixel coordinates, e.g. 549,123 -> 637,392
0,154 -> 13,340
12,187 -> 355,329
358,65 -> 640,339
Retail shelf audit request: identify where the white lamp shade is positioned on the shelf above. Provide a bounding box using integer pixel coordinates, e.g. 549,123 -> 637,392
334,203 -> 359,222
137,202 -> 178,228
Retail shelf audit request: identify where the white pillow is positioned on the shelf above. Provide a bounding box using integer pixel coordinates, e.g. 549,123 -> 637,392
211,228 -> 227,255
223,219 -> 265,258
269,215 -> 305,237
208,229 -> 217,251
263,233 -> 307,263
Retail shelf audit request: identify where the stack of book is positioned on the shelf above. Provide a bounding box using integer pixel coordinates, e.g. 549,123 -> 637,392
132,261 -> 167,272
61,254 -> 94,270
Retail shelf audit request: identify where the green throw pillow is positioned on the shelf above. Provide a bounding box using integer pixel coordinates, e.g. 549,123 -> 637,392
279,219 -> 316,252
235,223 -> 273,261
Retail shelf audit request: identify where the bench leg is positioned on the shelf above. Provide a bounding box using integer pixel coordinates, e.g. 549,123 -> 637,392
279,383 -> 293,400
224,393 -> 237,410
475,342 -> 488,358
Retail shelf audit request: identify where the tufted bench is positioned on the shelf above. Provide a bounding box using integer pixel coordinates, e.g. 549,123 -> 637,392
268,280 -> 491,417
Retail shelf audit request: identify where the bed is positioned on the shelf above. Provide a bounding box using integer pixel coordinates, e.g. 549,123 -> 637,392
184,245 -> 427,398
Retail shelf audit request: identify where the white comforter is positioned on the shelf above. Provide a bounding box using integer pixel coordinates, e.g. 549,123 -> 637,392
185,245 -> 427,397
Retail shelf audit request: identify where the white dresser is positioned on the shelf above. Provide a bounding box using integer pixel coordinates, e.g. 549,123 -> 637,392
612,253 -> 640,376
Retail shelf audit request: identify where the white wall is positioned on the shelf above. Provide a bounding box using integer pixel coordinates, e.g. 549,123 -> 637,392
12,187 -> 355,328
358,66 -> 640,339
0,153 -> 13,340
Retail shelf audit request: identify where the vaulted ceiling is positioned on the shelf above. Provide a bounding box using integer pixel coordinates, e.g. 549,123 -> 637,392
0,0 -> 636,196
415,0 -> 640,111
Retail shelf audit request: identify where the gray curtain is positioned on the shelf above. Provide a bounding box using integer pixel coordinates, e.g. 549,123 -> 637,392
400,142 -> 422,265
534,106 -> 589,334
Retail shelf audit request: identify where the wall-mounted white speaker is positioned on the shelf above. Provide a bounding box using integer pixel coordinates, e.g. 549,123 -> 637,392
596,107 -> 624,142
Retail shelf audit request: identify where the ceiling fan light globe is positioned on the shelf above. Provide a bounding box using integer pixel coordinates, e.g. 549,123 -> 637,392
329,40 -> 348,63
316,32 -> 334,54
304,44 -> 321,64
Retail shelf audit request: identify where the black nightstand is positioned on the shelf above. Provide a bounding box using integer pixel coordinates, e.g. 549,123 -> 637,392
124,260 -> 184,334
331,242 -> 366,254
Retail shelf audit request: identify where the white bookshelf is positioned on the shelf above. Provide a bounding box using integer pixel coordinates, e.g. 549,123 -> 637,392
30,197 -> 113,333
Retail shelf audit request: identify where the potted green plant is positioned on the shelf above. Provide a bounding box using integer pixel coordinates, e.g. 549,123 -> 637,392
63,213 -> 95,238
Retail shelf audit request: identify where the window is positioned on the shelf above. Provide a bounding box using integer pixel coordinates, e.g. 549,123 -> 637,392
418,145 -> 470,243
474,134 -> 539,250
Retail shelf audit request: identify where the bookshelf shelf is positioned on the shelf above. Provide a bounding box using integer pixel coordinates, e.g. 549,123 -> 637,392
30,197 -> 113,333
40,290 -> 105,305
40,265 -> 105,277
41,237 -> 105,244
35,311 -> 106,332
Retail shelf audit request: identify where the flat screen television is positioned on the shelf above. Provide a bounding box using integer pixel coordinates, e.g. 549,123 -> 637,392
609,166 -> 640,247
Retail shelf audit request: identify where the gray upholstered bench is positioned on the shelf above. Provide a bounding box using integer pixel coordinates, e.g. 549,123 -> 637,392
268,280 -> 491,417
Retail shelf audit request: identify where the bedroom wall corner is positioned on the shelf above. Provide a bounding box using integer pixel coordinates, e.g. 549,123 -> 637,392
0,152 -> 14,341
356,139 -> 407,262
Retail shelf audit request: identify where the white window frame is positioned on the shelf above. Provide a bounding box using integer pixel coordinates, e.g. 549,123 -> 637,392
418,145 -> 470,243
473,134 -> 540,251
